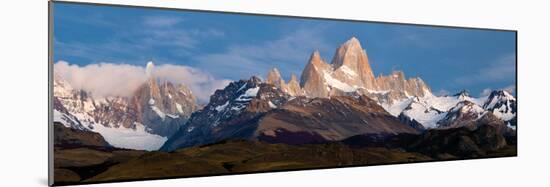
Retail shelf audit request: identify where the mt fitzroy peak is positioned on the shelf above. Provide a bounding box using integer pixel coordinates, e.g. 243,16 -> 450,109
269,37 -> 432,101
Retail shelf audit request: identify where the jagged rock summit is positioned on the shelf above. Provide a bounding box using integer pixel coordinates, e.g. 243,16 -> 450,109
269,37 -> 431,102
53,61 -> 199,150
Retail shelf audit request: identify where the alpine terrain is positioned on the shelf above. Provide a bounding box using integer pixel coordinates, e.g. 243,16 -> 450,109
52,37 -> 516,185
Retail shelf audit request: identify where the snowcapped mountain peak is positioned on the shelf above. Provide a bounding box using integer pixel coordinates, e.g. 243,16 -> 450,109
266,68 -> 305,97
452,90 -> 478,103
483,90 -> 516,121
436,100 -> 490,129
298,37 -> 432,101
487,90 -> 515,102
331,37 -> 370,71
249,75 -> 263,84
454,89 -> 470,98
311,50 -> 322,59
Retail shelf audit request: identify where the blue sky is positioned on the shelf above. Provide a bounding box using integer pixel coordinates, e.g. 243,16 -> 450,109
53,2 -> 516,97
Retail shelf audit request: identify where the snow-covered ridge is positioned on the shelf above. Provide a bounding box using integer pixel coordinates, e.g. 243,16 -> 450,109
53,106 -> 168,151
323,70 -> 356,92
482,90 -> 517,121
379,90 -> 515,129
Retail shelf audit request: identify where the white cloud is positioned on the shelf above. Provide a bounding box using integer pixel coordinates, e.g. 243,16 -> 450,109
54,61 -> 231,103
435,89 -> 450,96
503,84 -> 516,94
143,16 -> 182,27
55,15 -> 225,64
455,54 -> 516,85
480,88 -> 492,97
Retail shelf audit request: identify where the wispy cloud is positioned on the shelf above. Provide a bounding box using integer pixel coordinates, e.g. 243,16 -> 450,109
435,89 -> 451,96
55,14 -> 225,64
194,26 -> 331,80
54,61 -> 231,103
455,54 -> 516,85
143,16 -> 182,27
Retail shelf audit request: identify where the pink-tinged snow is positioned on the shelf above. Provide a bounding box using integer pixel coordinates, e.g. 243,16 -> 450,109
337,65 -> 357,77
365,89 -> 391,95
92,122 -> 167,151
323,71 -> 356,92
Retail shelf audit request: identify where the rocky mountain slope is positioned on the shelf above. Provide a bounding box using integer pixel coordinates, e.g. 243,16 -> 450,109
53,37 -> 516,152
161,76 -> 419,151
53,61 -> 198,150
161,37 -> 516,151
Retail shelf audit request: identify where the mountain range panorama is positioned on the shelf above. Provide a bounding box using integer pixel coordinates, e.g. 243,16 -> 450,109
53,37 -> 517,151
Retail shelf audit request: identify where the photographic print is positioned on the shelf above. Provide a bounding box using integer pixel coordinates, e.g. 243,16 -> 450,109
50,1 -> 517,185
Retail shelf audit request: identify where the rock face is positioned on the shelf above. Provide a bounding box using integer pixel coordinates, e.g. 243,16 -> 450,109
161,76 -> 282,150
297,37 -> 431,101
53,61 -> 199,149
331,37 -> 377,90
161,77 -> 419,151
266,68 -> 285,88
300,51 -> 332,98
286,74 -> 304,96
130,76 -> 197,137
375,71 -> 431,98
266,68 -> 305,96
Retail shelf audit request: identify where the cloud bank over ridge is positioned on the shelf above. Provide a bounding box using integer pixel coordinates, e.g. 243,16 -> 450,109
54,61 -> 231,103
